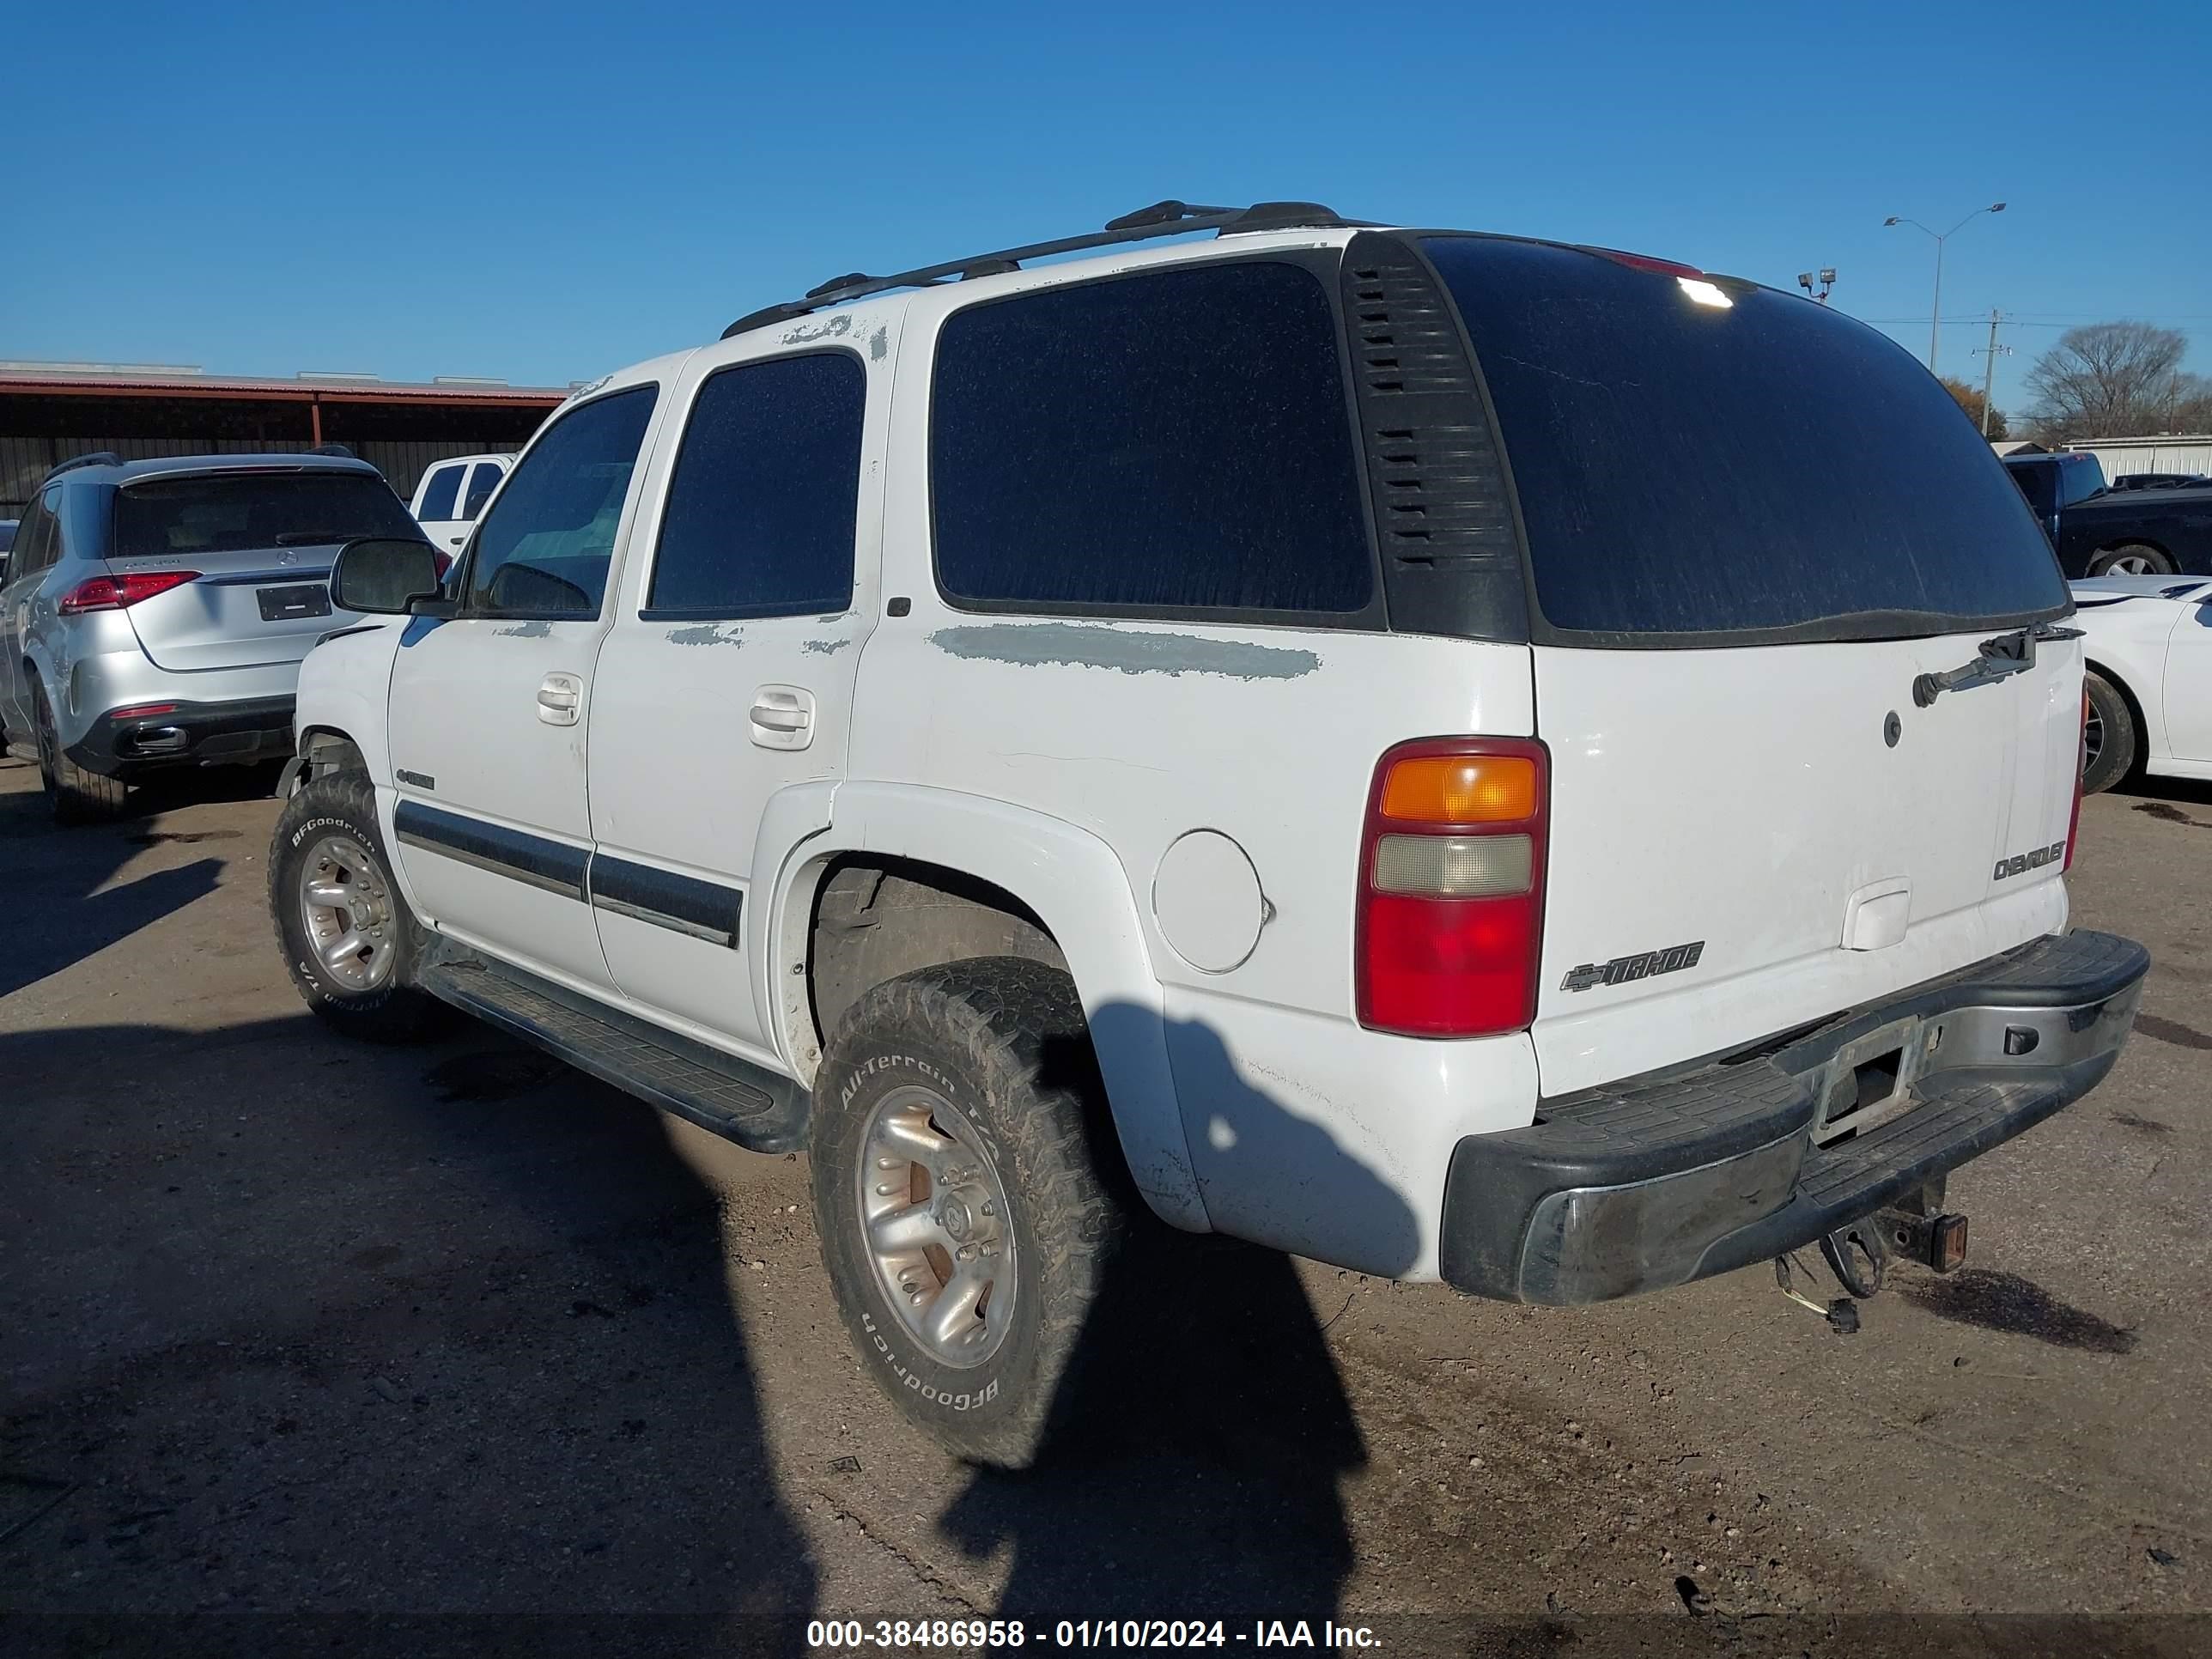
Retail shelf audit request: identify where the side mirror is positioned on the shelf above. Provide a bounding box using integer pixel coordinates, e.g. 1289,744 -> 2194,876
331,538 -> 444,615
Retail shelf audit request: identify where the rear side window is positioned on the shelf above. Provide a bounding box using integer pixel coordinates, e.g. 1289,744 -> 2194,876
931,260 -> 1374,617
467,385 -> 655,618
647,353 -> 866,618
1423,236 -> 2069,642
416,465 -> 464,521
111,471 -> 421,558
7,489 -> 58,578
461,462 -> 504,520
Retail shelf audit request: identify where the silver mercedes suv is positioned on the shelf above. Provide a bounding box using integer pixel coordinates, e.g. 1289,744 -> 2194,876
0,450 -> 428,823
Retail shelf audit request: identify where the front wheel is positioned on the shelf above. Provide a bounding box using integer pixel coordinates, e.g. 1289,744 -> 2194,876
2081,670 -> 2138,796
269,770 -> 447,1042
2087,544 -> 2177,577
811,957 -> 1125,1468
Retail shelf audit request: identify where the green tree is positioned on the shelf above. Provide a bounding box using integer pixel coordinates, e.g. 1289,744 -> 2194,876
1939,375 -> 2008,441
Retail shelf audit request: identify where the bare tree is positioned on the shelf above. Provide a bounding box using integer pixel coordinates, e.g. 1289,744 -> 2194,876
2172,372 -> 2212,434
1938,375 -> 2008,441
2024,321 -> 2193,441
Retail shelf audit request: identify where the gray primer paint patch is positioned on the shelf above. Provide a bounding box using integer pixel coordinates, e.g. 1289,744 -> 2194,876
493,621 -> 553,639
927,623 -> 1320,680
801,637 -> 854,656
781,313 -> 854,345
869,326 -> 889,362
666,624 -> 744,647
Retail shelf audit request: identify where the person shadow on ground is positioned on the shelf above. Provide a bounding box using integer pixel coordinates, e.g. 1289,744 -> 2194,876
937,1006 -> 1420,1627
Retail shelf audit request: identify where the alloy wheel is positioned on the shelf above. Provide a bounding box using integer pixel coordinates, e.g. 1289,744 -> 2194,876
854,1085 -> 1018,1368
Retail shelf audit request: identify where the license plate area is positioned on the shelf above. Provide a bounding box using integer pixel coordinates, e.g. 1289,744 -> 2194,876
1809,1014 -> 1937,1146
257,583 -> 331,622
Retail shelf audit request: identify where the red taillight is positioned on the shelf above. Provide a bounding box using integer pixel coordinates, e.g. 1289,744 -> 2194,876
1356,737 -> 1549,1038
58,570 -> 199,614
108,702 -> 179,721
2065,689 -> 2087,872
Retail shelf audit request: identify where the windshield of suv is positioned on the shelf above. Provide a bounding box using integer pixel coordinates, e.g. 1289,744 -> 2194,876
1423,235 -> 2069,643
111,471 -> 421,559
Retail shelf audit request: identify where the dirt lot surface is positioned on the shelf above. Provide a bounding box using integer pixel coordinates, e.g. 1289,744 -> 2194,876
3,754 -> 2208,1657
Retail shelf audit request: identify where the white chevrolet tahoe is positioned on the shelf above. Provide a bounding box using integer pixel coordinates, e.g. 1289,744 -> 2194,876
270,200 -> 2147,1466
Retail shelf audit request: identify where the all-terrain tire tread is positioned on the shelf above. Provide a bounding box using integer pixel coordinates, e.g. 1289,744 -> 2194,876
269,769 -> 448,1044
811,956 -> 1124,1468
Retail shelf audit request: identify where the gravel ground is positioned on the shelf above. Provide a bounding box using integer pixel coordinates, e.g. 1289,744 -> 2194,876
2,753 -> 2207,1656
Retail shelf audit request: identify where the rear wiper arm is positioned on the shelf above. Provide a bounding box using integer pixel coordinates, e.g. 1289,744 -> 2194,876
1913,620 -> 2084,708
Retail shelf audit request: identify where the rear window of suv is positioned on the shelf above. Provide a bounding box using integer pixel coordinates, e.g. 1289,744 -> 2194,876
1422,236 -> 2069,643
112,470 -> 421,559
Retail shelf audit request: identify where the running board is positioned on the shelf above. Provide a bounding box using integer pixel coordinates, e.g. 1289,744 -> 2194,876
415,946 -> 808,1153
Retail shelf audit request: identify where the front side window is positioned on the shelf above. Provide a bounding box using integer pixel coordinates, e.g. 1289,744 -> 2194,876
461,461 -> 504,520
416,464 -> 464,521
930,260 -> 1374,617
647,353 -> 866,618
466,386 -> 656,618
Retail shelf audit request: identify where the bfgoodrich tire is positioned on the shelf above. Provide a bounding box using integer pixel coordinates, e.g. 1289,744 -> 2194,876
811,957 -> 1124,1468
2081,670 -> 2138,796
270,770 -> 447,1043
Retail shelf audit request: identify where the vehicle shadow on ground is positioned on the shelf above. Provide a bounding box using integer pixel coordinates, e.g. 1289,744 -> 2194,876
937,1011 -> 1419,1625
2114,770 -> 2212,811
0,760 -> 225,1000
0,1014 -> 816,1657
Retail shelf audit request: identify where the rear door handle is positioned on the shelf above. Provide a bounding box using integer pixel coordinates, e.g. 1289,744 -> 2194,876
537,672 -> 582,726
750,685 -> 815,750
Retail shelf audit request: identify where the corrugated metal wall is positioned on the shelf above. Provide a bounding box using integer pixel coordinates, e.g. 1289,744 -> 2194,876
3,434 -> 507,515
2064,441 -> 2212,479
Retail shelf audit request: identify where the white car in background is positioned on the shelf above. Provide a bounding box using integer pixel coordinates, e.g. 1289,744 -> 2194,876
409,453 -> 513,557
2070,575 -> 2212,792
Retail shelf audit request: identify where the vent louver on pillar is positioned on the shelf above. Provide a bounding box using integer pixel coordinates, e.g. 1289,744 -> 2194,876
1340,232 -> 1529,642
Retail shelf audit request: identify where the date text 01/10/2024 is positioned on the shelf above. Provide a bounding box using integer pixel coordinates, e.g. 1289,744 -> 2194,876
804,1618 -> 1382,1648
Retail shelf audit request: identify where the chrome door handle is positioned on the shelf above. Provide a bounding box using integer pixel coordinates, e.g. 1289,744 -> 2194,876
750,685 -> 815,750
537,672 -> 582,726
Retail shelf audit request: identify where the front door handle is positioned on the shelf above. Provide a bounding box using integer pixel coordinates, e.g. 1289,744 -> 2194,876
537,672 -> 582,726
750,684 -> 815,750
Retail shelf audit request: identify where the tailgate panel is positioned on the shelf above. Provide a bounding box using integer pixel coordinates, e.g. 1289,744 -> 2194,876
1531,633 -> 2080,1095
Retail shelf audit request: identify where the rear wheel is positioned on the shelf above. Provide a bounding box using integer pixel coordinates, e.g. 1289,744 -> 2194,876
811,957 -> 1124,1468
33,680 -> 126,825
270,769 -> 447,1042
2087,544 -> 2177,577
2081,670 -> 2138,795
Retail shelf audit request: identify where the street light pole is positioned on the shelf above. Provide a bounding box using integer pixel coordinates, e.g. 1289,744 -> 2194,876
1883,202 -> 2007,376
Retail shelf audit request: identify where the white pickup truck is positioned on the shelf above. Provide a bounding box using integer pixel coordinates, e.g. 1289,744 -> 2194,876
269,200 -> 2147,1467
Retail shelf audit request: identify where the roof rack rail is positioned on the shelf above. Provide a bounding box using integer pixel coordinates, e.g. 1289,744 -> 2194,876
721,199 -> 1355,340
45,450 -> 123,480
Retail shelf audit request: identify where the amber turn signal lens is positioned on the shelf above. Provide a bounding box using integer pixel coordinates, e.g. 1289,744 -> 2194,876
1378,755 -> 1539,823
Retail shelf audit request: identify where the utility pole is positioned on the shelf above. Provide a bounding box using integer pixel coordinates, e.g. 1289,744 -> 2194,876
1975,307 -> 2013,437
1884,203 -> 2007,374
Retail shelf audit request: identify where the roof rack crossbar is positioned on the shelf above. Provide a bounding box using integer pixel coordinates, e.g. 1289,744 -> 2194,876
720,199 -> 1351,340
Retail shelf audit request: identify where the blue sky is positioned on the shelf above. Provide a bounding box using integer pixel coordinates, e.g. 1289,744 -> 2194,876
5,1 -> 2206,418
